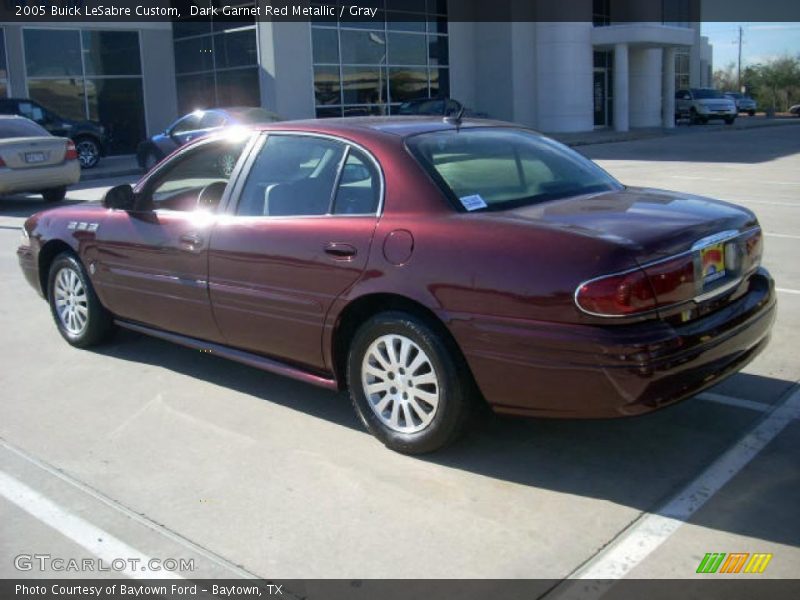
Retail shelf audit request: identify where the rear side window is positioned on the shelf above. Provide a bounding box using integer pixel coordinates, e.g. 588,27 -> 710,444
407,128 -> 619,211
333,149 -> 380,215
236,135 -> 346,217
0,118 -> 51,138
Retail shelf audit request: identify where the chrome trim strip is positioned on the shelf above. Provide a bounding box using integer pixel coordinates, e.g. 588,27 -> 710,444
115,319 -> 339,391
574,227 -> 761,318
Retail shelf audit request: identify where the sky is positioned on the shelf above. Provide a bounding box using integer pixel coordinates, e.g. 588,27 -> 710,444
702,22 -> 800,69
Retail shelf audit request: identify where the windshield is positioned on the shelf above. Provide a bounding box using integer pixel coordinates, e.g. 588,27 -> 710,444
692,89 -> 725,99
406,128 -> 620,211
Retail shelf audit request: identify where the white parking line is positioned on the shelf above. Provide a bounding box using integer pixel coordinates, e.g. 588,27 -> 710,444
0,470 -> 183,579
765,232 -> 800,240
697,392 -> 772,412
671,175 -> 800,186
0,438 -> 258,579
777,287 -> 800,295
548,385 -> 800,599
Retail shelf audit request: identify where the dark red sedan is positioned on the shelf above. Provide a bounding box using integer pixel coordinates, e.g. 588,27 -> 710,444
17,118 -> 776,453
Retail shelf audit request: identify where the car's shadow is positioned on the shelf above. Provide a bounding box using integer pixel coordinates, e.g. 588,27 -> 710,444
94,329 -> 799,549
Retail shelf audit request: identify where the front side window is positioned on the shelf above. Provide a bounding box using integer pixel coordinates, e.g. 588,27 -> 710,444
407,128 -> 620,211
144,139 -> 248,212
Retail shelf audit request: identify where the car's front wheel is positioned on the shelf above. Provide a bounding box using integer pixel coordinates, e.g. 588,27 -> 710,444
48,253 -> 115,347
42,187 -> 66,202
347,311 -> 475,454
725,117 -> 736,125
74,136 -> 100,169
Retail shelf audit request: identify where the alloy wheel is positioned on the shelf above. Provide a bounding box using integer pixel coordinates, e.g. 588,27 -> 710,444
53,267 -> 89,336
361,334 -> 440,434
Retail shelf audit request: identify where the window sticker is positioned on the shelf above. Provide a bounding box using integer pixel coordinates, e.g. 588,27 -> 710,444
459,194 -> 488,211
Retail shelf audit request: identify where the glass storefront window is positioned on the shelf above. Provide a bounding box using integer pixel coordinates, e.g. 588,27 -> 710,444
81,31 -> 142,76
216,67 -> 260,106
312,28 -> 339,64
86,78 -> 145,154
314,65 -> 341,106
214,30 -> 258,69
23,28 -> 145,154
312,1 -> 449,118
28,79 -> 86,121
172,13 -> 261,113
24,29 -> 82,77
175,36 -> 214,74
0,28 -> 7,80
342,66 -> 388,105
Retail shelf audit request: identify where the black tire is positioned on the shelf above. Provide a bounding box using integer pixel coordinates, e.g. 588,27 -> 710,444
725,117 -> 735,125
747,110 -> 755,116
74,136 -> 100,169
347,311 -> 475,454
47,253 -> 115,348
42,187 -> 67,203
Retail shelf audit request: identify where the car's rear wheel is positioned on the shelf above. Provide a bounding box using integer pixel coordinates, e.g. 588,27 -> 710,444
347,311 -> 474,454
42,187 -> 66,203
74,136 -> 100,169
748,110 -> 755,116
48,253 -> 115,347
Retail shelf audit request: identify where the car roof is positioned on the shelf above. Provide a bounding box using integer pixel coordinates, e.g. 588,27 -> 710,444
249,116 -> 520,139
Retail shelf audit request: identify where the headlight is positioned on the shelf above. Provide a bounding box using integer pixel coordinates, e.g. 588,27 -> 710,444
20,226 -> 30,247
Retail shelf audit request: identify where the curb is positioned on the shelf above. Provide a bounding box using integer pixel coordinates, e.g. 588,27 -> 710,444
80,167 -> 142,182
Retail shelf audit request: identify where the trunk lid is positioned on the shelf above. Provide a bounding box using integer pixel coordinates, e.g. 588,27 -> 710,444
0,136 -> 70,169
503,186 -> 758,264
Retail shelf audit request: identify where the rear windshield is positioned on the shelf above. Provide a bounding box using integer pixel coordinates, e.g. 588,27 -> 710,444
692,89 -> 725,99
0,118 -> 50,138
406,128 -> 620,211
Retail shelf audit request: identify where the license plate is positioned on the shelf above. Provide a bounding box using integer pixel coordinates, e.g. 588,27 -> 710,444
24,152 -> 46,164
701,243 -> 726,284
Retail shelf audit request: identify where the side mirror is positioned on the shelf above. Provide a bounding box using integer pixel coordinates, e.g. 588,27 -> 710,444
102,184 -> 136,211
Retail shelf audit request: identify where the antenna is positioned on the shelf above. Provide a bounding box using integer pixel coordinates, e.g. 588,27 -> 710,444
444,104 -> 465,128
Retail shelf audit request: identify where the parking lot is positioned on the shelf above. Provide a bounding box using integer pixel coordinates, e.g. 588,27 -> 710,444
1,123 -> 798,590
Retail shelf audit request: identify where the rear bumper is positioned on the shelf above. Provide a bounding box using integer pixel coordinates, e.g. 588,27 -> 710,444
0,161 -> 80,195
453,268 -> 776,418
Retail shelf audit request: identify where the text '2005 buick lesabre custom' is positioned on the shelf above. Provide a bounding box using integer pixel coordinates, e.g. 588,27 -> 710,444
17,117 -> 776,453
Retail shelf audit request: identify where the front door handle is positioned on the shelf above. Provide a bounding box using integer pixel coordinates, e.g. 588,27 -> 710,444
179,233 -> 203,249
324,242 -> 357,259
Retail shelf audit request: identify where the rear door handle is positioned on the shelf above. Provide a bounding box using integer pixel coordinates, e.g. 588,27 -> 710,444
324,242 -> 357,259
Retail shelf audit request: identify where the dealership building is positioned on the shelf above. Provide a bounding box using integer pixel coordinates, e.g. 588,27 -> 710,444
0,1 -> 712,154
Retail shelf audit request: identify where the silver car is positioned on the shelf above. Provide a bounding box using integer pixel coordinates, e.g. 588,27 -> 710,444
725,92 -> 758,116
675,88 -> 737,125
0,115 -> 80,202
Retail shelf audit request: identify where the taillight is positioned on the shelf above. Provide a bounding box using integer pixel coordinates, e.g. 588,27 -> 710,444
576,228 -> 762,318
65,140 -> 78,161
743,229 -> 762,270
575,268 -> 657,316
577,255 -> 697,317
